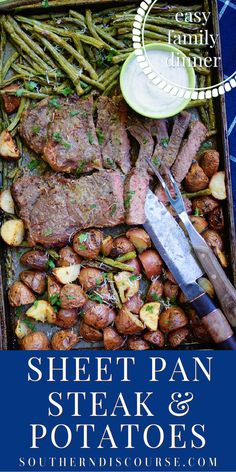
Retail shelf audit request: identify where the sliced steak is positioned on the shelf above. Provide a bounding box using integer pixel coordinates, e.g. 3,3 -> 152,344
96,96 -> 131,174
43,96 -> 102,173
12,171 -> 125,247
128,117 -> 154,172
19,97 -> 53,154
171,121 -> 208,183
160,111 -> 191,171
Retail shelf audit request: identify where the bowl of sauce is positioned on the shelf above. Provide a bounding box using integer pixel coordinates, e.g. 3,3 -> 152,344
120,43 -> 195,119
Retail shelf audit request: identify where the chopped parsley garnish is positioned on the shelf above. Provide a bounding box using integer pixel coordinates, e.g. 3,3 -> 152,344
27,158 -> 41,171
110,203 -> 117,216
53,132 -> 71,149
194,208 -> 201,216
33,300 -> 39,308
76,161 -> 85,175
23,318 -> 36,331
43,227 -> 53,236
48,97 -> 61,109
200,141 -> 212,152
160,137 -> 169,148
87,131 -> 94,145
106,49 -> 117,62
106,157 -> 114,167
145,305 -> 154,313
129,275 -> 137,282
124,190 -> 135,210
152,157 -> 160,166
15,306 -> 24,318
49,294 -> 61,307
31,126 -> 41,135
88,292 -> 103,304
151,293 -> 160,301
15,88 -> 25,97
47,258 -> 56,269
80,81 -> 89,90
90,204 -> 97,210
61,86 -> 73,97
96,128 -> 105,145
42,0 -> 49,7
78,233 -> 88,243
95,277 -> 102,285
143,138 -> 148,144
26,81 -> 38,92
66,295 -> 75,300
70,110 -> 80,117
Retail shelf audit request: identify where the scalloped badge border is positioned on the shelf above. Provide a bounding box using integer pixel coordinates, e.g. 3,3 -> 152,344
132,0 -> 236,99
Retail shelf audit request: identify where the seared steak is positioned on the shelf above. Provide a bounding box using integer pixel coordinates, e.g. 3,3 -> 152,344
171,121 -> 208,183
96,96 -> 131,174
128,117 -> 154,172
19,97 -> 53,154
12,171 -> 125,246
160,111 -> 191,171
43,96 -> 102,173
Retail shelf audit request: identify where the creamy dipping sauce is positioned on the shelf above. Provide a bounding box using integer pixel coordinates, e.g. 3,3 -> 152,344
121,47 -> 194,118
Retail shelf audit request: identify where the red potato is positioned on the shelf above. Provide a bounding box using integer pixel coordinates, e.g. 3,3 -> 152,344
83,302 -> 112,329
79,267 -> 104,291
125,257 -> 142,275
80,321 -> 103,342
124,293 -> 143,314
57,246 -> 81,267
168,327 -> 190,348
192,196 -> 219,215
143,330 -> 165,348
2,85 -> 21,114
165,270 -> 176,284
146,279 -> 164,302
20,250 -> 48,270
199,150 -> 220,178
110,236 -> 135,257
8,281 -> 36,307
208,206 -> 224,231
115,308 -> 144,335
126,228 -> 151,253
21,331 -> 50,350
139,249 -> 163,279
51,330 -> 79,350
189,215 -> 208,234
55,308 -> 78,329
96,283 -> 111,303
73,229 -> 103,259
60,284 -> 87,309
127,336 -> 150,350
101,235 -> 113,256
159,307 -> 188,333
47,275 -> 62,299
103,327 -> 125,350
163,281 -> 179,301
19,270 -> 46,295
184,162 -> 209,192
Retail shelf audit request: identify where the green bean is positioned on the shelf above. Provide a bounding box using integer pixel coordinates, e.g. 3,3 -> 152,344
96,256 -> 134,272
104,69 -> 120,89
116,251 -> 137,263
7,97 -> 29,132
0,89 -> 47,99
206,129 -> 217,138
69,10 -> 85,23
102,78 -> 118,96
80,74 -> 105,91
199,106 -> 210,128
114,14 -> 199,31
183,189 -> 212,199
73,35 -> 84,56
85,9 -> 101,41
152,4 -> 201,13
107,272 -> 122,309
185,99 -> 207,109
190,54 -> 211,75
34,25 -> 98,80
94,4 -> 135,17
34,33 -> 84,96
0,20 -> 7,83
74,33 -> 104,49
206,74 -> 216,130
118,47 -> 134,54
95,25 -> 125,49
2,51 -> 19,79
98,65 -> 119,83
7,16 -> 56,69
112,52 -> 130,64
0,74 -> 23,88
54,17 -> 85,30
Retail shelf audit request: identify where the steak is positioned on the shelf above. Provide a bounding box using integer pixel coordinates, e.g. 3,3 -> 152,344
160,111 -> 191,171
43,96 -> 102,173
12,171 -> 125,247
96,96 -> 131,174
128,117 -> 154,172
171,121 -> 208,183
19,97 -> 53,154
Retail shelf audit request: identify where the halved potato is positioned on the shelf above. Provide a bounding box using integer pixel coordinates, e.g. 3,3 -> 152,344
140,302 -> 161,331
114,271 -> 140,303
15,319 -> 31,339
0,130 -> 20,159
209,171 -> 226,200
26,300 -> 56,324
52,264 -> 80,284
8,281 -> 36,307
0,189 -> 15,214
1,219 -> 24,246
115,308 -> 144,335
126,228 -> 151,253
198,277 -> 215,299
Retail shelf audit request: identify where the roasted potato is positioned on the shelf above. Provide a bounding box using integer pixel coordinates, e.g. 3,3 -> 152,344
15,319 -> 31,339
0,130 -> 20,159
57,246 -> 81,267
79,267 -> 104,291
189,215 -> 208,234
124,293 -> 143,314
103,326 -> 125,350
20,270 -> 46,295
209,171 -> 226,200
203,229 -> 227,267
96,283 -> 111,303
52,264 -> 81,284
114,271 -> 140,303
26,300 -> 56,324
140,302 -> 161,331
139,249 -> 163,279
60,284 -> 87,309
199,150 -> 219,178
21,331 -> 50,350
8,281 -> 36,307
126,228 -> 151,253
125,257 -> 142,275
51,330 -> 78,350
80,321 -> 103,342
0,189 -> 15,214
163,281 -> 179,301
73,229 -> 103,259
115,308 -> 144,335
83,302 -> 112,329
192,196 -> 219,215
165,270 -> 176,284
178,290 -> 188,304
47,275 -> 62,299
208,206 -> 224,231
184,162 -> 209,192
168,327 -> 190,348
101,235 -> 113,256
55,308 -> 78,329
159,307 -> 188,333
146,279 -> 164,302
198,277 -> 215,299
143,329 -> 165,348
110,236 -> 135,257
1,219 -> 24,246
2,85 -> 21,114
127,336 -> 150,350
20,249 -> 48,270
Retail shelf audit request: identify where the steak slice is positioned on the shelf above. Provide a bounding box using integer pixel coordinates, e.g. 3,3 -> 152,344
12,171 -> 125,247
171,121 -> 208,183
96,96 -> 131,174
19,97 -> 53,154
43,96 -> 102,174
160,111 -> 191,171
128,117 -> 154,172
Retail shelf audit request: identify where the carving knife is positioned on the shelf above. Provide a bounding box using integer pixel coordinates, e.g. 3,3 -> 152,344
144,189 -> 236,349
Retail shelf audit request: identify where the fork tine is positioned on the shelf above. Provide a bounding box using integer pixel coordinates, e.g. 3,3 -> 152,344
167,169 -> 183,200
145,158 -> 176,203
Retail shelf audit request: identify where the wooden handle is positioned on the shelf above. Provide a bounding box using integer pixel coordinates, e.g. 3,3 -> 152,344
191,292 -> 236,349
194,244 -> 236,328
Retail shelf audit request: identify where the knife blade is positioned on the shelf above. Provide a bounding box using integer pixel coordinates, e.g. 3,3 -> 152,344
144,190 -> 236,349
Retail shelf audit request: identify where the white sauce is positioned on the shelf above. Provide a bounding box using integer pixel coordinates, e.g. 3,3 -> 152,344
123,49 -> 190,118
